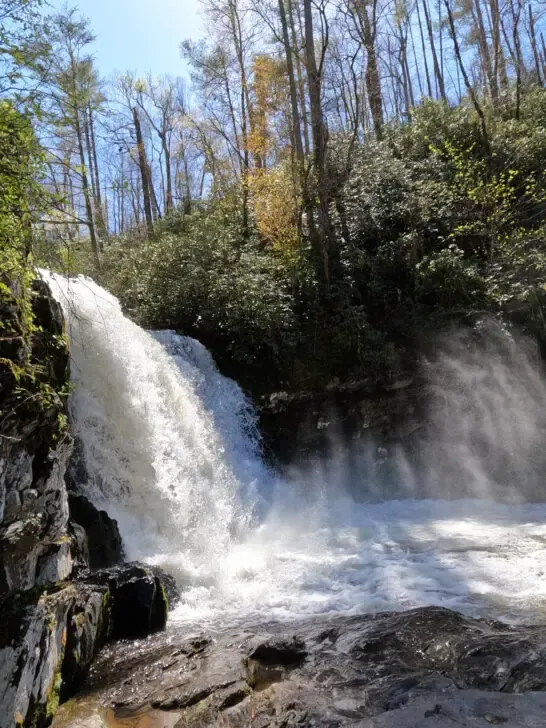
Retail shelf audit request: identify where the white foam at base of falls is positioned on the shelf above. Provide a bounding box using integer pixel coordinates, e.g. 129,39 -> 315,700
44,272 -> 546,626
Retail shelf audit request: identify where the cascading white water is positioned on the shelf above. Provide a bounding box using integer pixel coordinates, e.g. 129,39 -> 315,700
45,273 -> 546,626
44,273 -> 269,588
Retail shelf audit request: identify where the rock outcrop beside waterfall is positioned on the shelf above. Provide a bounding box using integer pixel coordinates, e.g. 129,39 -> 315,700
0,564 -> 172,728
0,279 -> 73,596
260,321 -> 546,503
53,606 -> 546,728
0,279 -> 174,728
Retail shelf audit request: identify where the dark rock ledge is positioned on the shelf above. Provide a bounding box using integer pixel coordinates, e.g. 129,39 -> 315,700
0,562 -> 175,728
52,606 -> 546,728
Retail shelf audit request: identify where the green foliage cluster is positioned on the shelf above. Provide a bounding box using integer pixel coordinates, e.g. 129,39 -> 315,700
69,90 -> 546,394
336,92 -> 546,353
0,100 -> 68,436
99,197 -> 300,390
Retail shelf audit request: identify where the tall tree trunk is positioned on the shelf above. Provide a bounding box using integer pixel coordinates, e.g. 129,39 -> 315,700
511,0 -> 524,119
279,0 -> 305,172
528,5 -> 543,86
120,171 -> 125,233
408,16 -> 424,99
438,0 -> 445,86
399,23 -> 414,114
290,0 -> 311,155
541,33 -> 546,80
147,161 -> 162,221
488,0 -> 508,92
423,0 -> 447,101
303,0 -> 334,281
473,0 -> 498,101
132,106 -> 154,236
75,108 -> 100,268
228,0 -> 250,235
66,46 -> 101,267
387,35 -> 401,118
83,109 -> 97,203
88,104 -> 107,238
361,0 -> 384,137
183,155 -> 192,214
444,0 -> 490,152
416,0 -> 434,97
162,134 -> 174,211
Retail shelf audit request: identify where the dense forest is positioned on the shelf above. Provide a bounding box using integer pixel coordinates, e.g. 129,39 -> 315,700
3,0 -> 546,395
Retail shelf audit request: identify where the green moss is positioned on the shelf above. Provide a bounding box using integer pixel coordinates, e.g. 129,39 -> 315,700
45,670 -> 62,719
97,590 -> 112,641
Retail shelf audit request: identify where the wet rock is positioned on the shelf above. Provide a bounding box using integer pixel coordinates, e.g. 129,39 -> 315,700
30,279 -> 69,387
0,561 -> 175,727
68,521 -> 89,573
81,563 -> 173,638
109,565 -> 167,638
65,436 -> 88,492
258,381 -> 424,467
146,565 -> 179,609
248,635 -> 307,666
0,439 -> 72,596
0,583 -> 108,728
35,541 -> 73,586
56,606 -> 546,728
0,279 -> 73,598
68,493 -> 122,569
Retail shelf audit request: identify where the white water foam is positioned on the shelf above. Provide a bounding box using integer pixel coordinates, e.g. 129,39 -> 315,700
44,273 -> 546,626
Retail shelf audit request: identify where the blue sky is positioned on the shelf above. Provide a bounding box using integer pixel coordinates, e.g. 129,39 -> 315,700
48,0 -> 203,78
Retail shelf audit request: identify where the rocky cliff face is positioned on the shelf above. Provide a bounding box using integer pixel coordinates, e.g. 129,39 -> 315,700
0,279 -> 73,596
259,377 -> 422,467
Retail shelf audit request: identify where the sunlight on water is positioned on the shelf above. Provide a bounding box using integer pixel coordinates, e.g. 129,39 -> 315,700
44,272 -> 546,626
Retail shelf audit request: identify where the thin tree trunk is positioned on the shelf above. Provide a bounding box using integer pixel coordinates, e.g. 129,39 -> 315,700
416,0 -> 434,97
423,0 -> 447,101
162,134 -> 173,211
75,108 -> 101,268
511,0 -> 524,119
473,0 -> 498,101
409,14 -> 424,98
132,106 -> 154,236
227,0 -> 251,234
541,33 -> 546,80
303,0 -> 334,281
83,109 -> 97,204
183,155 -> 192,214
88,104 -> 107,237
444,0 -> 490,152
66,45 -> 101,267
438,0 -> 445,87
400,23 -> 415,113
488,0 -> 508,92
279,0 -> 305,173
528,4 -> 543,86
147,161 -> 162,221
290,0 -> 311,155
353,0 -> 384,137
120,175 -> 125,233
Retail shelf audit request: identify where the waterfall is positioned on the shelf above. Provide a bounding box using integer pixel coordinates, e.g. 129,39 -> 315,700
45,272 -> 546,626
44,273 -> 270,588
